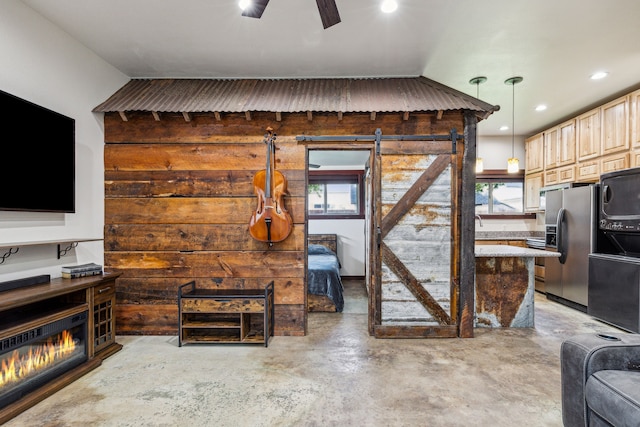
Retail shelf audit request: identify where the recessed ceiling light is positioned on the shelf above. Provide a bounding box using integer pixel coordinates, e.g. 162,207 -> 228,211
381,0 -> 398,13
591,71 -> 608,80
535,105 -> 547,112
238,0 -> 251,10
500,125 -> 509,131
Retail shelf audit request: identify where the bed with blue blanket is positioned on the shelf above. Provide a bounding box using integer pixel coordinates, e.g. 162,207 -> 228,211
307,234 -> 344,312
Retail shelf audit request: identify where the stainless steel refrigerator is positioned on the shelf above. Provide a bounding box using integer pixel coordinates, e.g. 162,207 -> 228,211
544,184 -> 599,310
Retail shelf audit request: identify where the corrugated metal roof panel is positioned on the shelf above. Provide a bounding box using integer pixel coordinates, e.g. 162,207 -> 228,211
93,77 -> 499,116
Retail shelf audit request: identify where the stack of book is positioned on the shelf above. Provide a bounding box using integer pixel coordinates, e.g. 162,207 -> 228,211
61,262 -> 103,279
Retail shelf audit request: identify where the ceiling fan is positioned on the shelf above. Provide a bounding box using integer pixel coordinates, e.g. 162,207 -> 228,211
241,0 -> 341,29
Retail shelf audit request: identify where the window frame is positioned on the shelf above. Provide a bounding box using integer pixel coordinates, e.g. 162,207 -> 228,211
475,169 -> 535,219
308,170 -> 365,220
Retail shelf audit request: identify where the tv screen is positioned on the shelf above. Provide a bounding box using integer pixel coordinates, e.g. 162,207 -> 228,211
0,89 -> 75,213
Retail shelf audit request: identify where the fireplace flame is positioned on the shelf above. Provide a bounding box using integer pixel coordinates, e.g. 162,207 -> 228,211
0,330 -> 77,387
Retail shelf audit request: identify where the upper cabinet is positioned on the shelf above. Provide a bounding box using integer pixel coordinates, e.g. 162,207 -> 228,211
544,119 -> 576,169
631,89 -> 640,148
577,108 -> 601,161
601,96 -> 629,156
544,126 -> 559,169
558,119 -> 577,166
526,89 -> 639,183
630,89 -> 640,167
524,172 -> 543,211
525,133 -> 544,173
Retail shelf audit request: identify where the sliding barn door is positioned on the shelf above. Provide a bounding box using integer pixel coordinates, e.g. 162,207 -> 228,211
372,137 -> 459,338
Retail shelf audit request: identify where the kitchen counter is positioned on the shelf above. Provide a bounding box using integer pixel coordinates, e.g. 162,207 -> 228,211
475,245 -> 560,258
474,245 -> 559,328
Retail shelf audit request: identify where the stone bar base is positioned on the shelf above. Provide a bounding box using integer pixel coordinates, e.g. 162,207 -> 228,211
475,256 -> 534,327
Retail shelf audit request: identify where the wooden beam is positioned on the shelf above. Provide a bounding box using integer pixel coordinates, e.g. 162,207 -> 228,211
151,111 -> 161,121
214,112 -> 221,121
370,112 -> 377,121
307,111 -> 313,121
437,110 -> 444,120
275,112 -> 282,122
403,111 -> 410,121
182,112 -> 191,122
118,111 -> 128,122
245,111 -> 252,121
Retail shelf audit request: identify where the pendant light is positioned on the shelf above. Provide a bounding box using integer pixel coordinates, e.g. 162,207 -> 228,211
469,76 -> 487,173
505,76 -> 523,173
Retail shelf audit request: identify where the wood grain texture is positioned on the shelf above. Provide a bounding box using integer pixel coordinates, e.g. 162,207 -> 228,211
103,109 -> 468,337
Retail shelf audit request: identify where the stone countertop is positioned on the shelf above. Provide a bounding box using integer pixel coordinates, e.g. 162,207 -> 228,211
475,245 -> 560,258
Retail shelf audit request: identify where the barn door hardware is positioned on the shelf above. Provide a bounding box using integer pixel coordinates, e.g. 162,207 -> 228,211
296,128 -> 463,152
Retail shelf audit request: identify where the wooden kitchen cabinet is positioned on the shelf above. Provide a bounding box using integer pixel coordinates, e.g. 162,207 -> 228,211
524,172 -> 543,211
577,108 -> 601,161
600,151 -> 629,175
630,89 -> 640,149
525,133 -> 544,173
576,159 -> 600,182
601,95 -> 629,156
544,165 -> 575,185
544,126 -> 559,169
544,120 -> 576,170
558,119 -> 576,166
631,149 -> 640,168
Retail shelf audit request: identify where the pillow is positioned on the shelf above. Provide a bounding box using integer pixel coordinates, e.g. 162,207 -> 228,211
308,244 -> 335,255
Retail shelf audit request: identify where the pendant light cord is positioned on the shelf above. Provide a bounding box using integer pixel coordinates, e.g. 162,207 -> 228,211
512,81 -> 515,158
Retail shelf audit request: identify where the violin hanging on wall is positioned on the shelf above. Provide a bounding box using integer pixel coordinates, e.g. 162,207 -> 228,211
249,127 -> 293,246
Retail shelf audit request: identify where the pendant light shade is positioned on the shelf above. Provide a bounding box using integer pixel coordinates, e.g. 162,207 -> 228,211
505,76 -> 523,173
469,76 -> 487,174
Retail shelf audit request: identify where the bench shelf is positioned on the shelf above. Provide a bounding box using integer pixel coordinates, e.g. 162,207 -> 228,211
178,281 -> 274,347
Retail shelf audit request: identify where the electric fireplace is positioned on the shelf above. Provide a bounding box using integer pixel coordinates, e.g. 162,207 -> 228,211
0,306 -> 88,409
0,273 -> 121,424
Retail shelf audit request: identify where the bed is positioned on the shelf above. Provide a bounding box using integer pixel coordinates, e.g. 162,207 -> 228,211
307,234 -> 344,312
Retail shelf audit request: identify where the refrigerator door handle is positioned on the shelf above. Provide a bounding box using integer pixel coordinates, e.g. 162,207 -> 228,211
557,207 -> 567,264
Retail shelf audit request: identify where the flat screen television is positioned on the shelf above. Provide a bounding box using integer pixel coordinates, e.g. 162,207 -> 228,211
0,89 -> 75,213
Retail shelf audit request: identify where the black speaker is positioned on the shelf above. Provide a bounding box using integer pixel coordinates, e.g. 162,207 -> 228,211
0,274 -> 50,292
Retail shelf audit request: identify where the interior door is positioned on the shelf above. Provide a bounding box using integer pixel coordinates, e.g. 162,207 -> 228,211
372,137 -> 459,338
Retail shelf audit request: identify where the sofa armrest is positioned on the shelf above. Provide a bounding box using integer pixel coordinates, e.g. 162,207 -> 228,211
561,332 -> 640,427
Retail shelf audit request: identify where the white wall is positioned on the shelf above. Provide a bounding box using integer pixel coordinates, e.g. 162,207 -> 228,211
309,219 -> 366,276
476,135 -> 525,171
0,1 -> 129,282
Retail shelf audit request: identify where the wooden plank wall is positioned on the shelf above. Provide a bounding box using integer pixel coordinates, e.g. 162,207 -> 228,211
102,110 -> 466,336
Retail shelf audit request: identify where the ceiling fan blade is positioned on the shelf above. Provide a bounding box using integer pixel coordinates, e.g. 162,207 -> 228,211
315,0 -> 341,29
309,163 -> 321,168
241,0 -> 270,18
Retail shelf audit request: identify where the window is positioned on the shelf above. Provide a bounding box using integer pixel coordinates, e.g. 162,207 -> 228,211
475,170 -> 526,215
308,170 -> 364,219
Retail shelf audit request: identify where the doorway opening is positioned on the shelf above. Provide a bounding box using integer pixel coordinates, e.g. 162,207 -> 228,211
306,148 -> 373,321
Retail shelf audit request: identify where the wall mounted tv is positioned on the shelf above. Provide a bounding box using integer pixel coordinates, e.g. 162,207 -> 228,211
0,89 -> 75,213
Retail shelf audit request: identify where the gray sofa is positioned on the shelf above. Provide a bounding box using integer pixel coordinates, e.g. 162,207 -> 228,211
561,332 -> 640,426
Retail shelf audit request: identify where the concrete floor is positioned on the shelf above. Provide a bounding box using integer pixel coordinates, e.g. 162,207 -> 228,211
5,280 -> 625,427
